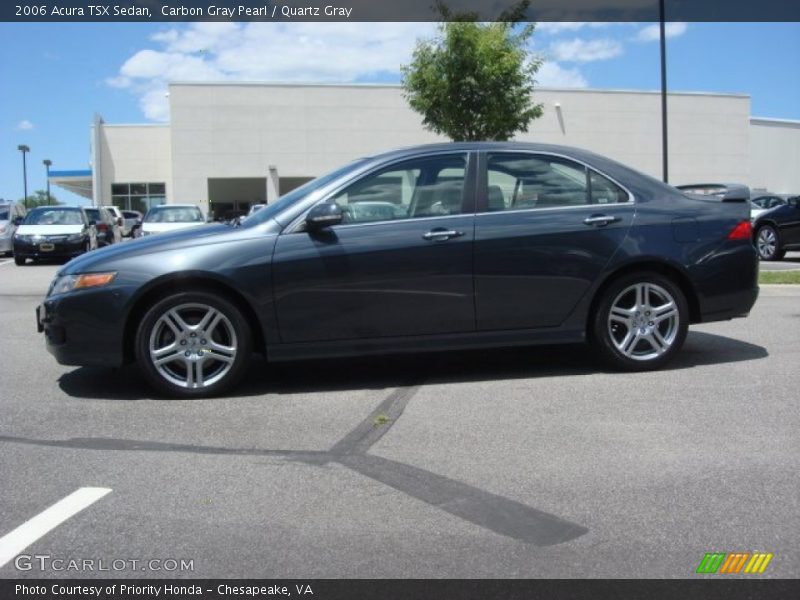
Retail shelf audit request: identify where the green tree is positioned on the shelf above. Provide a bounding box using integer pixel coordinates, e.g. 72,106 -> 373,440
20,190 -> 61,208
401,1 -> 544,142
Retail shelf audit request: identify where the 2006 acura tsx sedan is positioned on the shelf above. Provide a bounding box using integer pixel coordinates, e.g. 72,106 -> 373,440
37,143 -> 759,398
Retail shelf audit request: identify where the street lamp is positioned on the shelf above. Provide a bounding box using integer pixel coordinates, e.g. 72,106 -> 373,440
659,0 -> 669,183
43,159 -> 53,205
17,145 -> 30,208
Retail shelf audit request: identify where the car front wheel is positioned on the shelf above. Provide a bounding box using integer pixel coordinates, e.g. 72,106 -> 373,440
592,272 -> 688,371
755,225 -> 785,261
135,291 -> 252,398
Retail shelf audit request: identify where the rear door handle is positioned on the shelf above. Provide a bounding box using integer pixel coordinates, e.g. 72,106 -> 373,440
583,215 -> 620,227
423,229 -> 464,241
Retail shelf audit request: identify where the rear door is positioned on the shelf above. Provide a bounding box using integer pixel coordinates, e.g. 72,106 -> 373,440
272,152 -> 477,343
473,151 -> 635,330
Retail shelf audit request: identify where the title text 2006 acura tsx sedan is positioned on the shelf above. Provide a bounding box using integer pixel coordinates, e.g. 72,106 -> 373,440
37,143 -> 759,398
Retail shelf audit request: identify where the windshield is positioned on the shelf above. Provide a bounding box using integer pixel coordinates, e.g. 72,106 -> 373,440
145,206 -> 204,223
23,208 -> 84,226
84,209 -> 102,221
0,208 -> 9,221
241,158 -> 370,227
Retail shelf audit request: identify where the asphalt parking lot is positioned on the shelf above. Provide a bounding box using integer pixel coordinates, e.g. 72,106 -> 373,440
0,257 -> 798,579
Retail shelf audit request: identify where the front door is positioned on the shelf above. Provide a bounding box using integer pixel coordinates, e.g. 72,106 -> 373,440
272,152 -> 476,343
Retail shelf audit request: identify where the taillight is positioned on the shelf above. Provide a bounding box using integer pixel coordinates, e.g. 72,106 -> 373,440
97,223 -> 108,232
728,220 -> 752,240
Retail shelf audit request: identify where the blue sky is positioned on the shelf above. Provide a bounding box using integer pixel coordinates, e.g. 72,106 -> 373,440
1,21 -> 798,205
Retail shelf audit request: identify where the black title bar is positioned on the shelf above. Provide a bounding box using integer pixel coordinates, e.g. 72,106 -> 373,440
3,0 -> 800,22
3,579 -> 800,600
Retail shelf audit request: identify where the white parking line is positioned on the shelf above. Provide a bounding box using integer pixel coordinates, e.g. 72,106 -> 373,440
0,487 -> 111,568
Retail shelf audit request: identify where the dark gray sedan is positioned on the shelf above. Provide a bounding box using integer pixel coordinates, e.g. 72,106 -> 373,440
37,143 -> 758,397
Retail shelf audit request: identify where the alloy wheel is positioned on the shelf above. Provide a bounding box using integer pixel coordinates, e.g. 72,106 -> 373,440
757,226 -> 778,260
607,283 -> 679,361
148,303 -> 238,389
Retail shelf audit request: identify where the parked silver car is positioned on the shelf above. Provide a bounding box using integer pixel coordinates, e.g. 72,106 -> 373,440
0,201 -> 27,256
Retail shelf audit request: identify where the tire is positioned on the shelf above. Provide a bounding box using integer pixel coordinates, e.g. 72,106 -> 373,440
134,291 -> 252,398
755,225 -> 785,261
14,255 -> 25,266
591,271 -> 688,371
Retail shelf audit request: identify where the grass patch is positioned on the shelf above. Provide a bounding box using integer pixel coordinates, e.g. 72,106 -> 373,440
373,414 -> 391,426
759,270 -> 800,284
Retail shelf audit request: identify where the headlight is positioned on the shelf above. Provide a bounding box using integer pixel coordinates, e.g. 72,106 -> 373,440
49,272 -> 116,297
66,233 -> 85,242
0,225 -> 7,235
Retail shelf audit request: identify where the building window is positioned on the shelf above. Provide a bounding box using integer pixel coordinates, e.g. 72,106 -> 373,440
110,183 -> 166,213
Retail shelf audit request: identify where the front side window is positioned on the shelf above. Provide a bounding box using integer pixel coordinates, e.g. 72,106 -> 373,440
330,154 -> 467,224
486,153 -> 628,211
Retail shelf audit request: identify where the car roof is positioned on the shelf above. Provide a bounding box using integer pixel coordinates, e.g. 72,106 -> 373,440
150,204 -> 201,209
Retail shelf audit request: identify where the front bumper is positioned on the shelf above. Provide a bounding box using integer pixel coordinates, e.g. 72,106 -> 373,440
14,237 -> 87,260
38,286 -> 128,368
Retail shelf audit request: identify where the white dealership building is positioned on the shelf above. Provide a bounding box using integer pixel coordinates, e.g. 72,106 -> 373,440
51,82 -> 800,216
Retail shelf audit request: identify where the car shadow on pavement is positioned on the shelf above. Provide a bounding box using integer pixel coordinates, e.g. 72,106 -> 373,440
57,330 -> 767,401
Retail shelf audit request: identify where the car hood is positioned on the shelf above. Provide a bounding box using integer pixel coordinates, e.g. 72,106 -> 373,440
17,224 -> 84,235
59,223 -> 235,275
141,222 -> 207,233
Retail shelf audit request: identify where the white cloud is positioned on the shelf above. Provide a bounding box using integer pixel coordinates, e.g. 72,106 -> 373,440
550,38 -> 623,63
536,62 -> 588,88
536,22 -> 616,35
636,22 -> 688,42
109,22 -> 437,121
16,119 -> 34,130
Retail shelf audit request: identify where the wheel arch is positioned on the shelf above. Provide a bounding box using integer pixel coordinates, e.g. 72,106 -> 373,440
586,259 -> 702,331
122,272 -> 266,364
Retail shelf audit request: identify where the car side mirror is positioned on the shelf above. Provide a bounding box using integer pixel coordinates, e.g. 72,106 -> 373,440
788,197 -> 800,208
13,216 -> 23,226
306,203 -> 343,230
117,217 -> 124,226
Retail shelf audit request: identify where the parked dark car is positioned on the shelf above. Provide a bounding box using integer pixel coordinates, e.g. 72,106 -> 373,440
13,206 -> 97,265
84,207 -> 121,246
752,195 -> 800,260
37,143 -> 758,398
122,210 -> 143,238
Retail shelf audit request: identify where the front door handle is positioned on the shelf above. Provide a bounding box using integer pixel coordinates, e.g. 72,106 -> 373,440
422,229 -> 465,241
583,214 -> 620,227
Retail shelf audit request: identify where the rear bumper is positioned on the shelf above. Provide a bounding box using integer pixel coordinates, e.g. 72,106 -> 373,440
38,287 -> 128,367
692,242 -> 760,323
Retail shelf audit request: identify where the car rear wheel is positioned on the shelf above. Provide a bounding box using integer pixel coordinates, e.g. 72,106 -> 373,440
135,291 -> 252,398
591,272 -> 688,371
755,225 -> 785,261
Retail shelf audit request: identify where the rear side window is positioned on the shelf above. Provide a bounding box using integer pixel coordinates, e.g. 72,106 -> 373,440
589,170 -> 628,204
485,153 -> 628,212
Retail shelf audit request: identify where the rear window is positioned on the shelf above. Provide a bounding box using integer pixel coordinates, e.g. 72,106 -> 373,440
0,208 -> 9,221
144,206 -> 204,223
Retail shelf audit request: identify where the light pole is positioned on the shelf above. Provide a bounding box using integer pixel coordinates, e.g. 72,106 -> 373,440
17,145 -> 30,208
659,0 -> 669,183
43,159 -> 53,205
